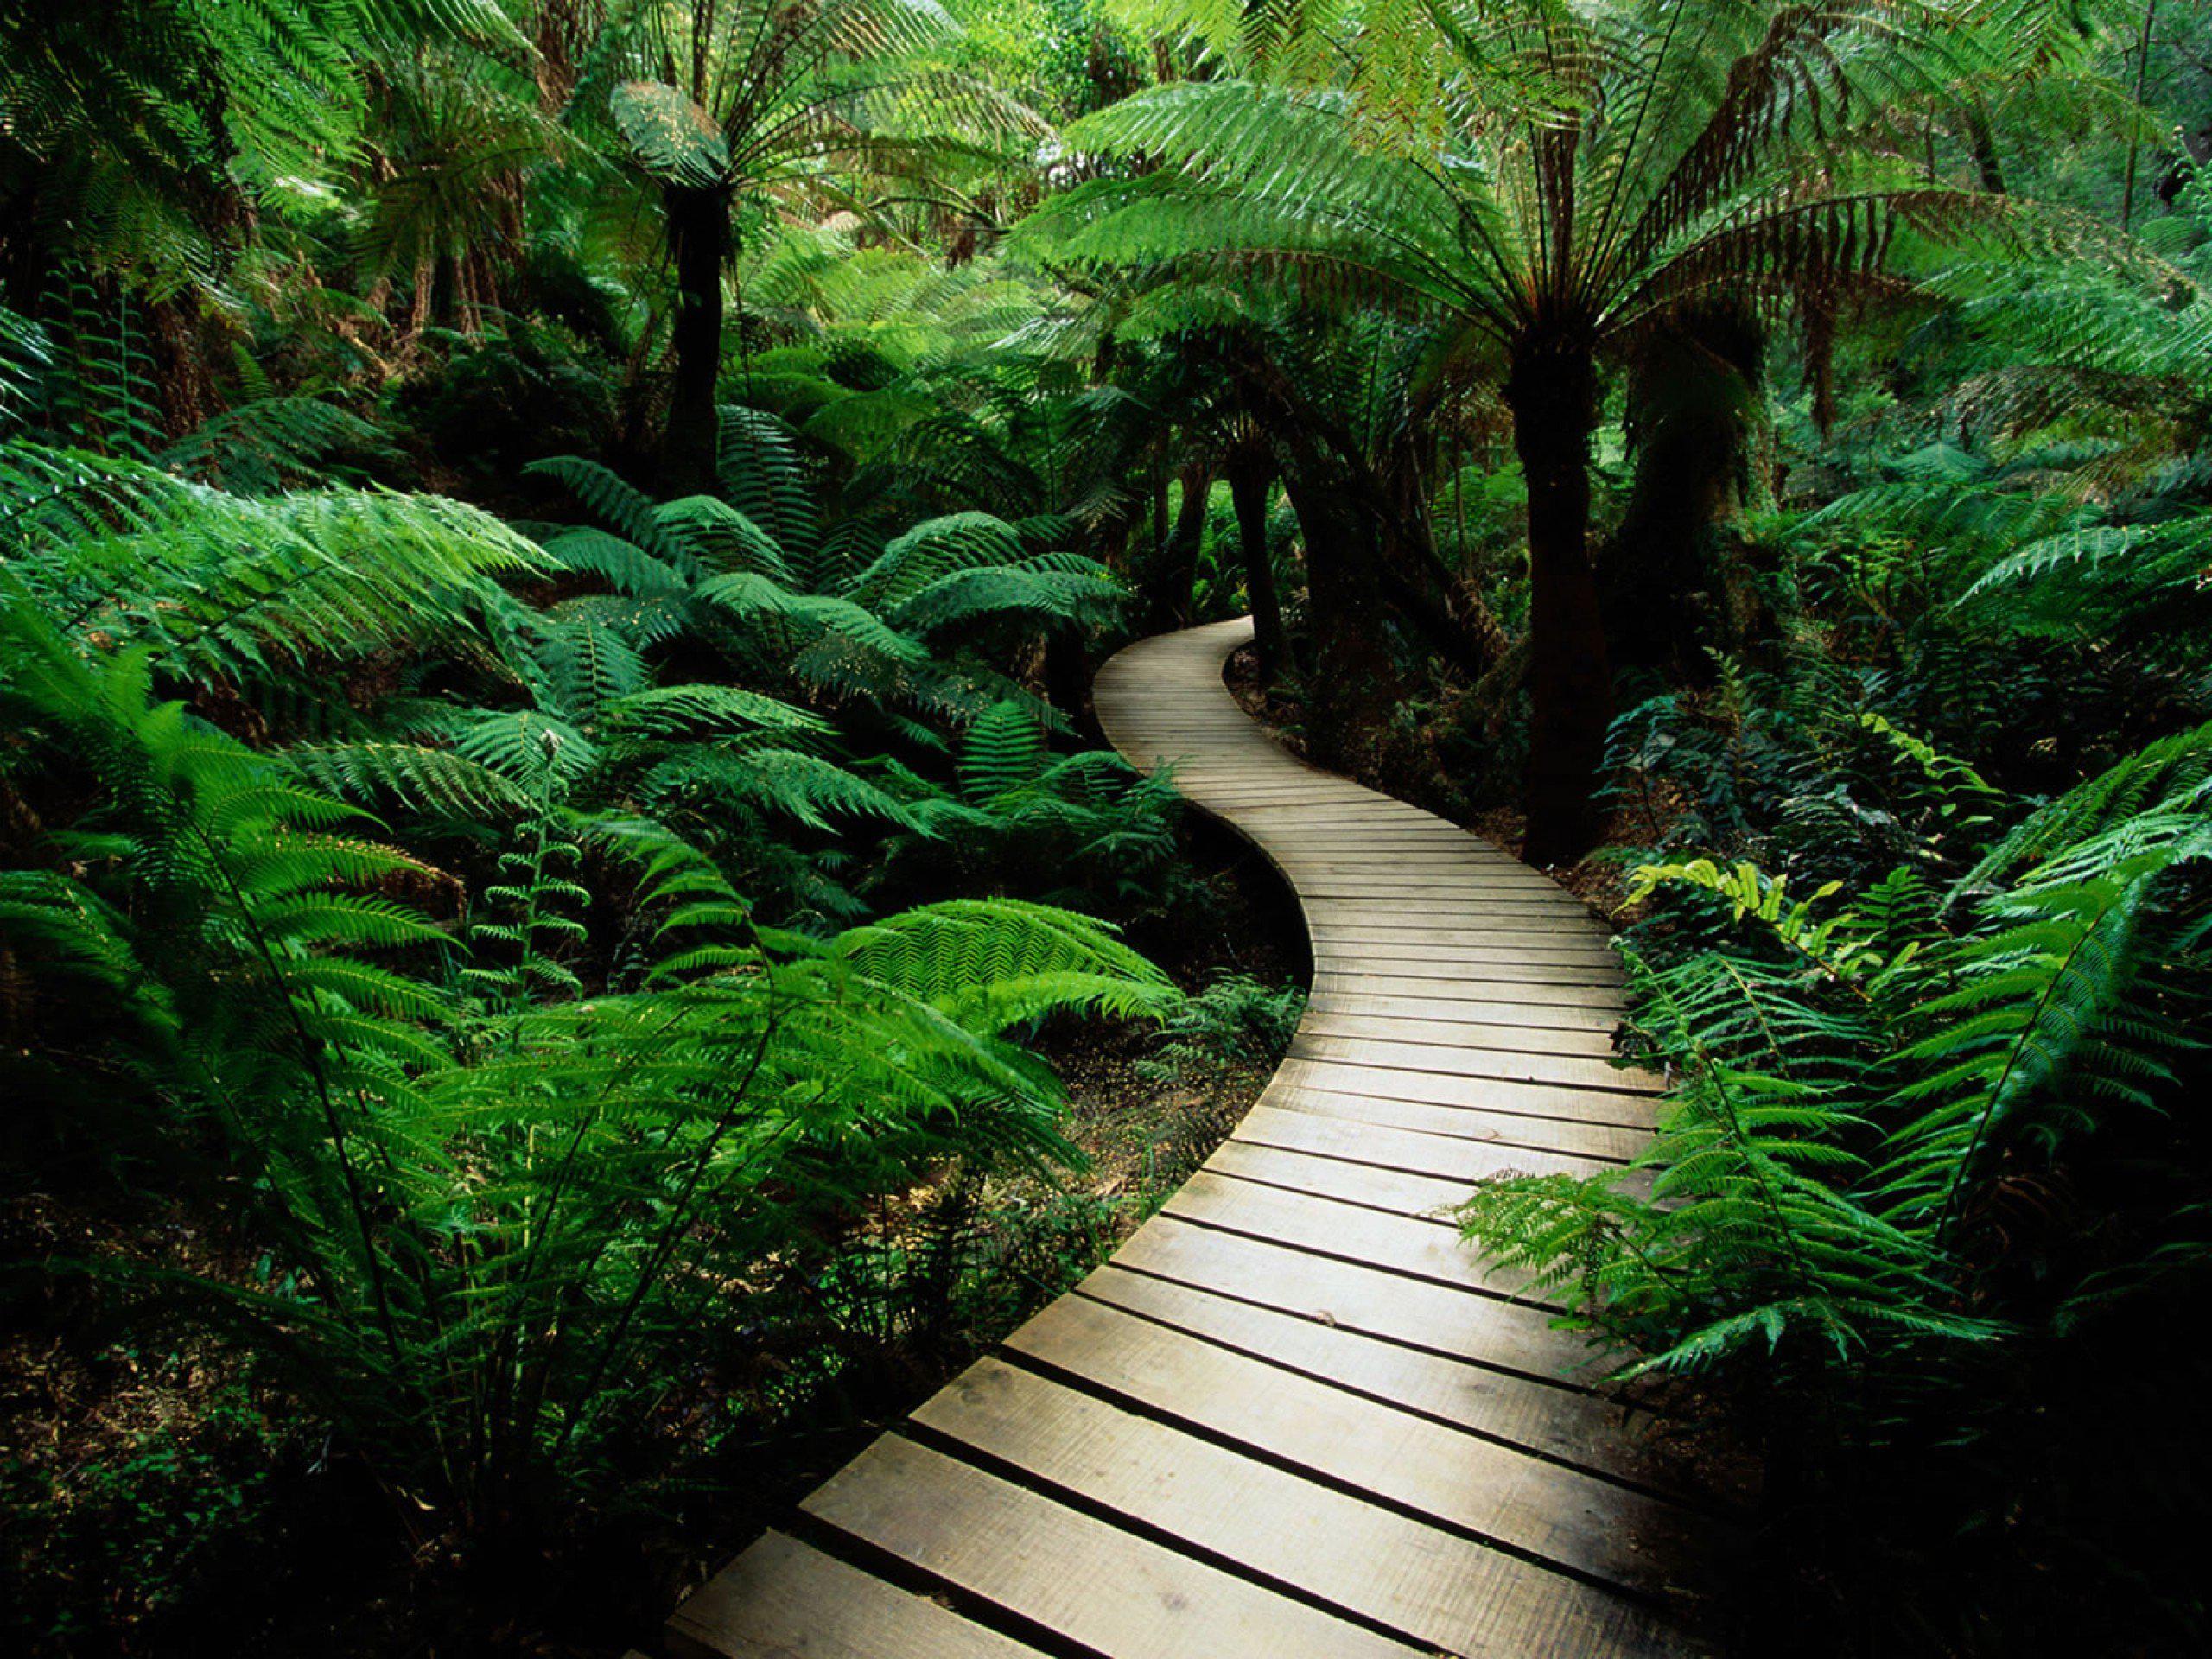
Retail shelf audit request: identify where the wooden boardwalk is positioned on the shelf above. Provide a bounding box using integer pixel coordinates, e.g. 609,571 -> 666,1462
666,618 -> 1726,1659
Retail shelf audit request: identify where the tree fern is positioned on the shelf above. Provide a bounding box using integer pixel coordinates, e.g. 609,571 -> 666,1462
2,568 -> 1177,1529
845,509 -> 1033,610
1961,719 -> 2212,895
600,683 -> 829,741
696,569 -> 931,664
287,741 -> 533,818
823,898 -> 1178,1033
525,454 -> 702,575
1466,726 -> 2212,1399
958,698 -> 1049,803
717,404 -> 823,579
2,439 -> 544,688
639,746 -> 922,834
1882,861 -> 2188,1236
157,396 -> 394,493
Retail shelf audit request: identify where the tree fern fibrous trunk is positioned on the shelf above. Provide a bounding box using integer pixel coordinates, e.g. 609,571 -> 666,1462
1226,443 -> 1285,684
1376,518 -> 1512,682
148,293 -> 216,439
1282,474 -> 1398,767
1961,97 -> 2007,195
2121,1 -> 2159,230
1609,311 -> 1766,675
661,182 -> 728,498
1506,339 -> 1613,863
1148,459 -> 1212,630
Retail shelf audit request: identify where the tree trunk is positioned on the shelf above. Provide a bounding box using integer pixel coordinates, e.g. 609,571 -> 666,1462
1610,414 -> 1742,674
1226,443 -> 1285,684
147,294 -> 217,439
1374,466 -> 1513,681
1608,310 -> 1766,675
1044,623 -> 1096,740
2121,2 -> 2159,229
661,182 -> 728,498
1961,98 -> 2007,195
1505,340 -> 1613,864
1373,545 -> 1513,681
1281,474 -> 1397,769
1148,460 -> 1212,630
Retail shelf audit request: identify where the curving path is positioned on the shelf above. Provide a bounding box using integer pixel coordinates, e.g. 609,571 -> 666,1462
664,619 -> 1726,1659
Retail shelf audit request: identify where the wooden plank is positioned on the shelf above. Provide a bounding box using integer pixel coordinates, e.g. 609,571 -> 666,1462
1301,905 -> 1601,927
1300,893 -> 1598,911
1272,847 -> 1547,863
1306,944 -> 1624,976
1160,1169 -> 1541,1303
1229,807 -> 1464,825
1311,957 -> 1626,989
1234,1102 -> 1627,1182
1299,1010 -> 1621,1057
1109,1214 -> 1610,1385
1300,902 -> 1605,928
1312,969 -> 1627,1007
803,1435 -> 1421,1658
1256,1083 -> 1650,1162
996,1298 -> 1706,1592
1078,1273 -> 1751,1519
1283,859 -> 1564,874
1205,1137 -> 1482,1219
1293,880 -> 1592,901
1071,1268 -> 1700,1490
1292,1033 -> 1662,1095
1176,774 -> 1362,787
1309,959 -> 1625,989
1173,767 -> 1363,783
1309,990 -> 1622,1031
669,1530 -> 1040,1659
1262,824 -> 1491,838
914,1361 -> 1706,1658
1303,913 -> 1611,939
1176,768 -> 1369,785
1206,1133 -> 1654,1240
1303,909 -> 1611,940
1307,929 -> 1622,964
1274,1057 -> 1659,1129
1186,787 -> 1370,802
1276,847 -> 1525,861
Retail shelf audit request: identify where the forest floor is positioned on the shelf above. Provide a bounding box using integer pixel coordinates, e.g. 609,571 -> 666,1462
0,820 -> 1306,1658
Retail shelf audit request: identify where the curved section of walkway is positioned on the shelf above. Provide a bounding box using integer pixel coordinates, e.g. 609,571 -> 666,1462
665,619 -> 1721,1659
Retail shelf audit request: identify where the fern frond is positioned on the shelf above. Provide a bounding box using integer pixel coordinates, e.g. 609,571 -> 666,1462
828,898 -> 1178,1033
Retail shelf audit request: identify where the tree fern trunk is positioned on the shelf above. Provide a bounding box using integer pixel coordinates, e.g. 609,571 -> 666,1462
1374,468 -> 1511,680
1505,338 -> 1612,863
1961,96 -> 2007,196
147,293 -> 216,439
1609,309 -> 1766,676
1148,459 -> 1211,629
661,182 -> 728,498
1281,474 -> 1397,769
1226,442 -> 1285,684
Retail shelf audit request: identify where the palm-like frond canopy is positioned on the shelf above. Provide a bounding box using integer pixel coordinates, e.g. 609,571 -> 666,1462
1020,0 -> 2076,858
1036,0 -> 2043,359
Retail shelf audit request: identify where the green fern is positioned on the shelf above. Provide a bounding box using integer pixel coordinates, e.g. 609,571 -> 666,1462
957,698 -> 1049,803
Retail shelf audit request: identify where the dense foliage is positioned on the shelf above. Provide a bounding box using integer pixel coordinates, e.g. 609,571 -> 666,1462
4,0 -> 2210,1653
